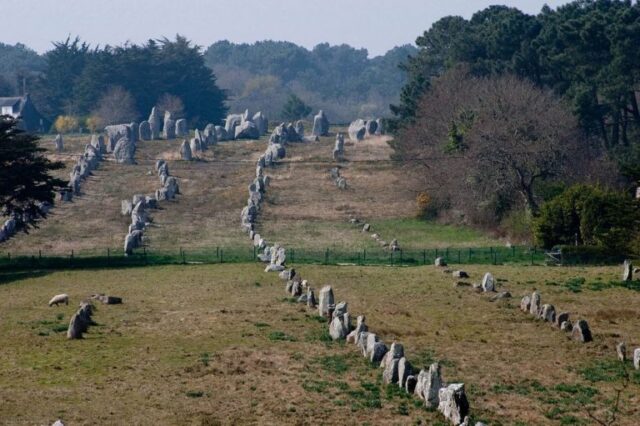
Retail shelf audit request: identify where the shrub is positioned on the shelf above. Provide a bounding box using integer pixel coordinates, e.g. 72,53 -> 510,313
534,185 -> 640,253
53,115 -> 79,133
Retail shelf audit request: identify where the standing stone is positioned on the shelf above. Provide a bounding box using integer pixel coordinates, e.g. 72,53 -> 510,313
481,273 -> 495,292
370,341 -> 388,364
365,333 -> 380,357
397,357 -> 413,389
634,348 -> 640,370
66,312 -> 85,339
294,120 -> 304,140
346,315 -> 367,344
307,288 -> 317,308
560,321 -> 573,332
129,122 -> 139,143
348,119 -> 366,141
54,134 -> 64,152
113,137 -> 136,164
435,257 -> 447,267
163,111 -> 175,139
416,363 -> 442,408
214,125 -> 228,141
405,375 -> 417,394
375,118 -> 385,135
529,291 -> 541,316
90,134 -> 105,154
623,260 -> 633,281
224,114 -> 243,139
329,313 -> 350,340
139,121 -> 151,140
365,120 -> 378,136
235,120 -> 260,139
616,342 -> 626,362
252,111 -> 268,135
540,304 -> 556,322
571,320 -> 593,343
555,312 -> 570,328
180,139 -> 193,161
318,286 -> 334,318
382,358 -> 400,385
175,119 -> 188,137
148,107 -> 161,139
107,136 -> 117,153
438,383 -> 470,425
312,110 -> 329,137
190,138 -> 201,154
520,295 -> 531,312
380,342 -> 404,370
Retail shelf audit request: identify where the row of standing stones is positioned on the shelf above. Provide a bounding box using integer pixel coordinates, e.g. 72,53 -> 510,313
65,294 -> 122,339
278,269 -> 480,426
122,159 -> 179,255
235,130 -> 476,425
357,219 -> 401,252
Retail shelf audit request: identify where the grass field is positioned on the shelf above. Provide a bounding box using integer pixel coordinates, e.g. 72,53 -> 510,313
1,263 -> 639,425
2,129 -> 505,256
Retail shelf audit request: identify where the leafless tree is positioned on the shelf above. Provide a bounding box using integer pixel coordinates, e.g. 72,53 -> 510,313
91,86 -> 139,127
156,93 -> 185,119
395,67 -> 596,226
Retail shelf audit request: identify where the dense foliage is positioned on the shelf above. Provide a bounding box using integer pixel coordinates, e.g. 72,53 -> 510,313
391,1 -> 640,182
0,116 -> 64,230
26,36 -> 226,128
0,43 -> 45,96
534,185 -> 640,253
280,94 -> 312,121
204,40 -> 417,122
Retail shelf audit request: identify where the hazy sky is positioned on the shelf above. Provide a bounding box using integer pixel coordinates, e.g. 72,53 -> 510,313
3,0 -> 571,57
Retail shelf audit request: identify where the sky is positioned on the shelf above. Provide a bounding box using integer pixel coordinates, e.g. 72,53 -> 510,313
1,0 -> 572,57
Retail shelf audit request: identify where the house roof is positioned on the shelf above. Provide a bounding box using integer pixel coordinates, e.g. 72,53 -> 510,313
0,97 -> 22,108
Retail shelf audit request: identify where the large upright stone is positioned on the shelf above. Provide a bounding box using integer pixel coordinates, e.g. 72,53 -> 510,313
214,125 -> 228,141
623,260 -> 633,281
235,120 -> 260,139
634,348 -> 640,370
540,304 -> 556,322
529,291 -> 541,316
294,120 -> 304,140
365,120 -> 378,136
481,272 -> 495,292
329,313 -> 350,340
318,285 -> 334,317
90,134 -> 105,154
139,121 -> 151,140
397,357 -> 413,388
105,124 -> 131,144
616,342 -> 627,361
252,111 -> 268,135
416,362 -> 442,408
175,119 -> 188,137
180,139 -> 193,161
148,107 -> 161,139
203,124 -> 217,146
382,358 -> 400,384
571,319 -> 593,343
438,383 -> 470,425
312,110 -> 329,137
163,111 -> 175,140
129,122 -> 139,143
225,114 -> 243,139
113,137 -> 136,164
54,134 -> 64,152
375,118 -> 385,135
348,119 -> 366,141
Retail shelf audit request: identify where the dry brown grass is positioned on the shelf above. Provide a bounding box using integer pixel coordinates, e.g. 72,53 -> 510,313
1,263 -> 639,425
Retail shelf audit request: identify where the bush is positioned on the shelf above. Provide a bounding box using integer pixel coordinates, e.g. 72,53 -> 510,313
534,185 -> 640,253
53,115 -> 79,133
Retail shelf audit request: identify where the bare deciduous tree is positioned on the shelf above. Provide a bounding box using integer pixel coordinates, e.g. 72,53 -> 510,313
91,86 -> 139,127
156,93 -> 185,119
395,67 -> 598,227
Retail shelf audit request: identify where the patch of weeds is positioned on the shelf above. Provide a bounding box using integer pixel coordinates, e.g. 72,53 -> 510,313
304,327 -> 332,343
333,399 -> 346,406
200,352 -> 210,367
347,381 -> 382,410
314,354 -> 349,374
254,282 -> 261,287
302,380 -> 329,393
578,359 -> 639,384
50,324 -> 68,333
385,383 -> 412,400
587,279 -> 640,292
56,313 -> 64,321
305,314 -> 327,323
395,401 -> 409,415
565,277 -> 585,293
254,322 -> 270,329
186,390 -> 204,398
268,331 -> 296,342
290,352 -> 303,361
280,297 -> 297,304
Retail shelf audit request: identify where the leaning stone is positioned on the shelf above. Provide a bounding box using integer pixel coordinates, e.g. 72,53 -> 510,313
481,272 -> 495,292
397,357 -> 413,388
622,260 -> 633,281
438,383 -> 470,425
383,358 -> 400,385
307,288 -> 317,308
318,285 -> 334,318
571,319 -> 593,343
362,223 -> 370,232
66,312 -> 85,339
540,304 -> 556,322
616,342 -> 626,362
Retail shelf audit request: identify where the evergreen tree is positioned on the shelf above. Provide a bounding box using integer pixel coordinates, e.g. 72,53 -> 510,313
281,94 -> 312,120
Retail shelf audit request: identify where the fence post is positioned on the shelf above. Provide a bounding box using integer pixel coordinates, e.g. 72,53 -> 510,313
400,249 -> 403,264
39,249 -> 42,260
531,250 -> 534,266
291,249 -> 295,264
457,250 -> 461,264
363,249 -> 366,263
181,248 -> 186,264
324,249 -> 329,265
143,246 -> 147,265
435,248 -> 438,258
512,246 -> 516,258
253,245 -> 256,261
220,249 -> 223,264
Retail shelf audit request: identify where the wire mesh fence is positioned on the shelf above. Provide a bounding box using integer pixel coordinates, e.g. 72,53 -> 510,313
0,245 -> 557,272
